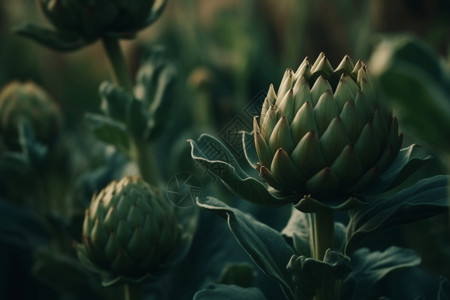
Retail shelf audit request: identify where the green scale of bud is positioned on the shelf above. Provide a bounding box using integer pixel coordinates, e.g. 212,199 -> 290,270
0,81 -> 61,151
253,53 -> 402,199
76,176 -> 186,286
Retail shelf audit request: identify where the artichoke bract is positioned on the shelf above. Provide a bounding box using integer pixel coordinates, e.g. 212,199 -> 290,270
253,53 -> 402,200
76,176 -> 186,286
40,0 -> 166,40
0,81 -> 61,151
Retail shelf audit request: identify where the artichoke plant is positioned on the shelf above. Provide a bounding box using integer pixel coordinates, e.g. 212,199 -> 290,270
0,81 -> 61,151
76,176 -> 188,286
16,0 -> 167,50
253,53 -> 402,200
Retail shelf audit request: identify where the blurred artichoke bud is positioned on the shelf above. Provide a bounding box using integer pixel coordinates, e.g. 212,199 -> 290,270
0,81 -> 61,151
76,176 -> 185,286
253,53 -> 402,199
40,0 -> 166,40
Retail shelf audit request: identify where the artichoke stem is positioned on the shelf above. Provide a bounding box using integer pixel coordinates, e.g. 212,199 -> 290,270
124,284 -> 140,300
309,208 -> 336,300
309,208 -> 334,261
102,37 -> 133,92
132,138 -> 160,187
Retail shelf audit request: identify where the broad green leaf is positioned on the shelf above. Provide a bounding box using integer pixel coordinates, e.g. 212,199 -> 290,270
193,284 -> 267,300
343,246 -> 421,299
363,145 -> 432,195
189,134 -> 294,206
346,175 -> 449,252
85,113 -> 131,157
14,23 -> 90,51
197,197 -> 296,300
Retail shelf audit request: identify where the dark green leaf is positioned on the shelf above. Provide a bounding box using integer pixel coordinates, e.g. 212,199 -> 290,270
287,250 -> 351,299
33,249 -> 100,294
193,284 -> 267,300
196,197 -> 296,300
364,145 -> 432,195
14,23 -> 90,51
99,81 -> 132,122
218,262 -> 257,288
242,131 -> 259,169
0,199 -> 50,248
84,113 -> 131,157
134,48 -> 177,139
189,134 -> 293,206
343,246 -> 421,299
346,175 -> 449,252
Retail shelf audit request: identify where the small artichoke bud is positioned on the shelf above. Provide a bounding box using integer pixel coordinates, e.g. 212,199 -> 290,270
40,0 -> 166,40
254,54 -> 402,200
76,176 -> 185,286
0,81 -> 61,151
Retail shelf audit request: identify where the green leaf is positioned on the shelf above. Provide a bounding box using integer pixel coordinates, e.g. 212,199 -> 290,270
218,262 -> 257,288
33,249 -> 100,293
189,134 -> 294,206
343,246 -> 421,299
14,23 -> 90,51
193,284 -> 267,300
134,48 -> 177,139
370,35 -> 450,153
363,145 -> 432,195
287,250 -> 351,299
346,175 -> 449,252
196,197 -> 296,300
242,131 -> 259,169
0,199 -> 50,248
85,113 -> 131,157
99,81 -> 132,122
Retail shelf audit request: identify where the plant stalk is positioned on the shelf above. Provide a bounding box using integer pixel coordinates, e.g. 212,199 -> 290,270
132,137 -> 160,186
102,37 -> 160,186
124,284 -> 140,300
309,208 -> 336,300
310,208 -> 334,261
102,37 -> 133,91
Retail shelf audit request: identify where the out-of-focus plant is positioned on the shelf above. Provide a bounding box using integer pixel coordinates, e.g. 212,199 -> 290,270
76,176 -> 190,295
369,35 -> 450,161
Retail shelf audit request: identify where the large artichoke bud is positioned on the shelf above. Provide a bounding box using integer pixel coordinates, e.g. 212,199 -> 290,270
40,0 -> 166,40
253,53 -> 402,200
76,176 -> 186,286
0,81 -> 61,151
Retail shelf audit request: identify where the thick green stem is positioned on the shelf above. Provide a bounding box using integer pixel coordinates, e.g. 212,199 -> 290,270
124,284 -> 140,300
132,138 -> 160,186
102,37 -> 160,185
102,37 -> 133,91
309,208 -> 334,261
309,208 -> 336,300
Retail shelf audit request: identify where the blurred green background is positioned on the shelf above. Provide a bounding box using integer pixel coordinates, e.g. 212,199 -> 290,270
0,0 -> 449,299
